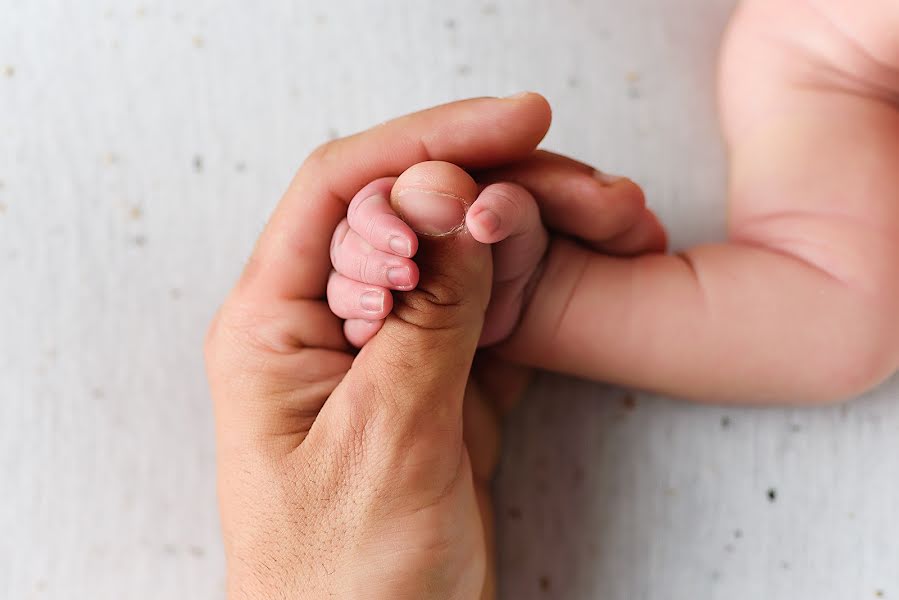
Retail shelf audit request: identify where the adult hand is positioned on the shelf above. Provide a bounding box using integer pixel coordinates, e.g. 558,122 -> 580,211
204,94 -> 666,598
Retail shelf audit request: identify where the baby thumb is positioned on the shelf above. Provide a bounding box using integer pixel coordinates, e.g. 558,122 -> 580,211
346,161 -> 492,434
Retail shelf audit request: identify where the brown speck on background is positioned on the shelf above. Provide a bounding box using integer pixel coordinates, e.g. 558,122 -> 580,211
767,488 -> 777,502
789,423 -> 802,432
567,76 -> 579,88
314,13 -> 328,25
875,590 -> 885,598
538,575 -> 551,592
626,71 -> 642,99
572,465 -> 585,485
0,201 -> 6,214
620,392 -> 637,411
456,64 -> 472,76
734,528 -> 743,539
104,152 -> 119,165
482,3 -> 498,15
780,561 -> 790,570
129,205 -> 143,220
724,543 -> 735,553
234,161 -> 247,172
444,18 -> 456,29
162,544 -> 177,555
193,155 -> 203,172
133,234 -> 147,247
136,6 -> 146,17
3,65 -> 14,78
188,545 -> 205,558
506,506 -> 522,520
192,35 -> 205,48
170,288 -> 182,300
92,388 -> 105,399
721,415 -> 732,429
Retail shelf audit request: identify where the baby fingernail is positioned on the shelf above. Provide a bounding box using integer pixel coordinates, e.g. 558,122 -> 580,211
395,189 -> 466,236
360,291 -> 384,313
387,266 -> 412,288
594,169 -> 624,185
388,235 -> 412,257
473,208 -> 500,235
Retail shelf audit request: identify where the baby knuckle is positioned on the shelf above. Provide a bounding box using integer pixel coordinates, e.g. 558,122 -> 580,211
356,254 -> 373,282
367,213 -> 391,241
489,182 -> 525,206
330,222 -> 349,265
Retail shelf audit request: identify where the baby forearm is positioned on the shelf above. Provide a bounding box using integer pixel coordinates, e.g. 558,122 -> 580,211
506,239 -> 896,404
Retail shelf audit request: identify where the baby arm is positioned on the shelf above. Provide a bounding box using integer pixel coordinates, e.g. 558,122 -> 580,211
502,0 -> 899,403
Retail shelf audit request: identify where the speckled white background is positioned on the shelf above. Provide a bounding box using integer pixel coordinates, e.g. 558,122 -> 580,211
1,0 -> 897,598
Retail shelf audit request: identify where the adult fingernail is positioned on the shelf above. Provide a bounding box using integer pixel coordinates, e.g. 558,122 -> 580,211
388,235 -> 412,257
395,189 -> 466,236
594,169 -> 625,185
360,291 -> 384,313
472,207 -> 500,235
387,266 -> 413,288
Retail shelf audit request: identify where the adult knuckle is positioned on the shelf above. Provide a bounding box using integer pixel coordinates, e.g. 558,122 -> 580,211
392,273 -> 467,330
304,139 -> 340,171
217,300 -> 298,357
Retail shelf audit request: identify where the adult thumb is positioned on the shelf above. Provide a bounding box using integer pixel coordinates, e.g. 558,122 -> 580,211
338,161 -> 492,436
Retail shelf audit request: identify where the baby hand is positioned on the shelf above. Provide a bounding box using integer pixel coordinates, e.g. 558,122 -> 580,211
327,161 -> 548,347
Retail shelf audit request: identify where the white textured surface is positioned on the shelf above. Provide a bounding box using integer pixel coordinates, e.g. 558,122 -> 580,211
1,0 -> 897,598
